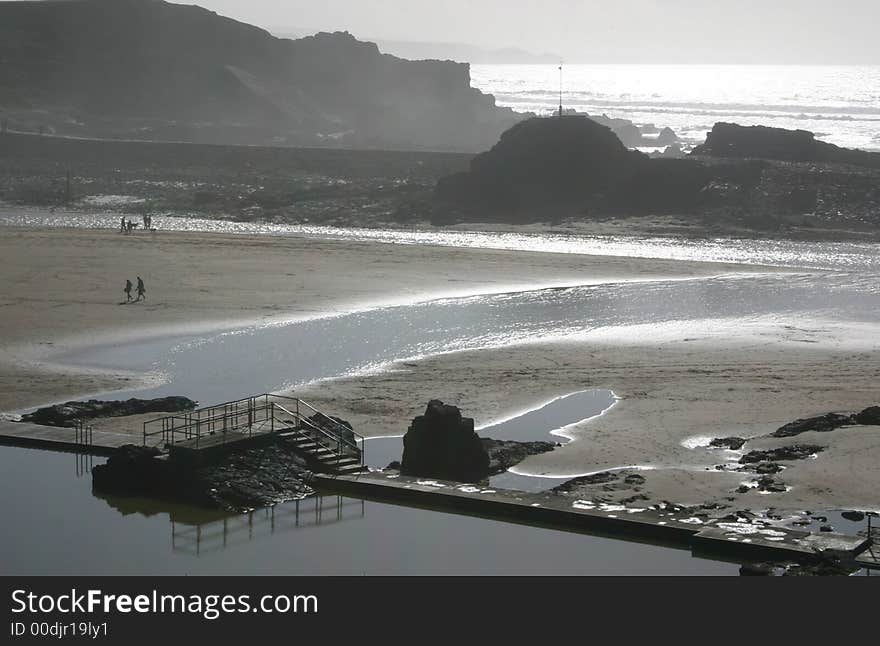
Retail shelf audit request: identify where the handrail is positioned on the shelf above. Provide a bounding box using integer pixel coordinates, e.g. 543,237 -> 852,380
279,404 -> 360,452
142,393 -> 366,470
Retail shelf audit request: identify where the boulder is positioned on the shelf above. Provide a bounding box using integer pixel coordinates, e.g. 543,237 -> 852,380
754,462 -> 783,475
841,511 -> 865,522
709,437 -> 746,450
93,438 -> 313,512
740,445 -> 825,464
740,562 -> 787,576
401,400 -> 489,482
656,126 -> 678,146
21,396 -> 197,427
854,406 -> 880,425
480,438 -> 555,476
92,444 -> 165,494
306,412 -> 357,446
772,412 -> 855,438
692,122 -> 880,169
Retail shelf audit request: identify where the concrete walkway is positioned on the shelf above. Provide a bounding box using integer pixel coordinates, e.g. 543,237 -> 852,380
314,470 -> 874,569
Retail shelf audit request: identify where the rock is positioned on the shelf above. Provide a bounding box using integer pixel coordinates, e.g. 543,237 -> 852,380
756,476 -> 787,493
841,511 -> 865,522
692,122 -> 880,169
820,525 -> 834,532
772,412 -> 855,438
385,460 -> 402,471
92,445 -> 164,494
436,115 -> 644,212
400,400 -> 489,482
305,412 -> 357,446
22,396 -> 197,427
656,126 -> 678,146
709,437 -> 746,450
736,485 -> 751,494
552,471 -> 619,495
740,562 -> 787,576
854,406 -> 880,425
754,462 -> 783,475
93,437 -> 313,512
740,445 -> 825,464
624,474 -> 646,485
480,438 -> 555,476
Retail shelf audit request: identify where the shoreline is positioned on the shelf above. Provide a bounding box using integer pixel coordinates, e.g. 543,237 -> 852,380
2,220 -> 879,519
0,222 -> 778,411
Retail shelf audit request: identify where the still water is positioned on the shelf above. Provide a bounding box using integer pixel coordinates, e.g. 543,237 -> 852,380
0,446 -> 737,575
4,220 -> 879,574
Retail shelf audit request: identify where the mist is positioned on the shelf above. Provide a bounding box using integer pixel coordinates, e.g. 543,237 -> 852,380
192,0 -> 880,64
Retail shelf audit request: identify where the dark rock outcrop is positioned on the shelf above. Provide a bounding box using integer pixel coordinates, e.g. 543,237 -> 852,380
841,511 -> 865,522
692,122 -> 880,169
435,116 -> 716,219
480,438 -> 555,476
755,475 -> 787,493
656,127 -> 678,147
306,413 -> 357,446
854,406 -> 880,425
436,116 -> 643,213
0,0 -> 521,152
709,437 -> 747,450
772,412 -> 855,438
21,396 -> 196,427
754,462 -> 783,475
93,437 -> 313,512
401,400 -> 489,482
740,444 -> 825,464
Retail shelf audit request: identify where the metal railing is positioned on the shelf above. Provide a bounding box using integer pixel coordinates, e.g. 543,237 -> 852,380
142,393 -> 364,466
74,419 -> 93,447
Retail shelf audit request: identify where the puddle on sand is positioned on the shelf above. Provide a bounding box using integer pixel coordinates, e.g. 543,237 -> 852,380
365,390 -> 618,494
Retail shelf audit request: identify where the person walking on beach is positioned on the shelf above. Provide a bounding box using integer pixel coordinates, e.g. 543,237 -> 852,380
124,279 -> 133,302
120,216 -> 126,233
136,276 -> 146,301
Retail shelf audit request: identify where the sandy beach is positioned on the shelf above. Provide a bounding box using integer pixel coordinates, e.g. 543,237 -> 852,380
0,224 -> 766,410
1,222 -> 878,517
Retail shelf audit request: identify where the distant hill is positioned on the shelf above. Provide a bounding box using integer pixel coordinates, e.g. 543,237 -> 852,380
274,32 -> 560,64
0,0 -> 522,151
367,40 -> 560,65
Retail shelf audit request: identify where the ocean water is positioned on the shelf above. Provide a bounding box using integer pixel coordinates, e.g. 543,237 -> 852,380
470,64 -> 880,151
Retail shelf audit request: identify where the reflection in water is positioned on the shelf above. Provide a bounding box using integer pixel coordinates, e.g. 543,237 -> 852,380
1,446 -> 738,574
74,452 -> 94,478
171,496 -> 365,556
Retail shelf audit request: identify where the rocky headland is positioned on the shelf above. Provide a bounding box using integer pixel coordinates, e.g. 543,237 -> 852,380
0,0 -> 520,152
434,117 -> 880,235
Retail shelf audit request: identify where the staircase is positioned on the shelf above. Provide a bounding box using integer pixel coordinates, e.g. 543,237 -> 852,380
143,394 -> 367,476
274,403 -> 367,476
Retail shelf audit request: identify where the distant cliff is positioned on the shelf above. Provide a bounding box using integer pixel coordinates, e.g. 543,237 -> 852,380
0,0 -> 521,151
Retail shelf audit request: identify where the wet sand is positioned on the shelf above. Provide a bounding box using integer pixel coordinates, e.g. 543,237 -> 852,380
0,225 -> 764,411
294,321 -> 880,515
2,224 -> 878,515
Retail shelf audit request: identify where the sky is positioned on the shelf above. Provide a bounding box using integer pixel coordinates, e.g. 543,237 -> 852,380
181,0 -> 880,64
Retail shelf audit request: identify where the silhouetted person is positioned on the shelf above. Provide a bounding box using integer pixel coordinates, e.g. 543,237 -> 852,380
124,279 -> 133,302
136,276 -> 146,301
120,216 -> 126,233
